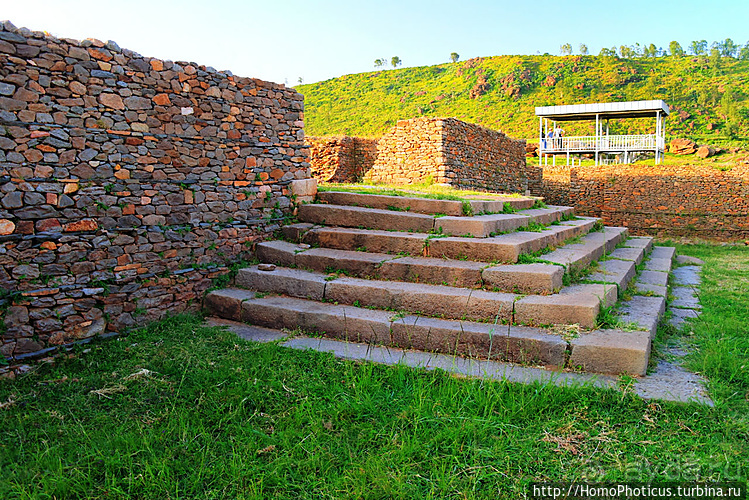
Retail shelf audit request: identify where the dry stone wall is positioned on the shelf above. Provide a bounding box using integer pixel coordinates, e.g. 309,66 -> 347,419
361,118 -> 531,194
364,118 -> 445,184
306,135 -> 377,183
539,163 -> 749,239
0,21 -> 309,375
439,118 -> 536,193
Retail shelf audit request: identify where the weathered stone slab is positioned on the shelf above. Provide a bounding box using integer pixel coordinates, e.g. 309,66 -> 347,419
281,223 -> 315,243
623,236 -> 654,253
672,266 -> 701,286
304,227 -> 429,256
670,286 -> 701,309
540,244 -> 602,272
236,266 -> 327,300
578,227 -> 629,254
608,246 -> 645,264
434,213 -> 529,237
297,203 -> 435,232
378,256 -> 485,287
317,191 -> 466,216
617,295 -> 666,340
650,246 -> 676,260
391,316 -> 567,366
644,258 -> 672,273
569,329 -> 651,376
584,259 -> 636,290
560,283 -> 618,308
324,277 -> 516,322
428,234 -> 539,263
638,270 -> 669,287
204,289 -> 257,321
256,240 -> 302,267
295,247 -> 393,277
634,283 -> 667,297
241,295 -> 393,344
482,263 -> 564,294
517,206 -> 574,225
468,197 -> 536,213
675,255 -> 705,266
514,293 -> 601,328
669,308 -> 701,329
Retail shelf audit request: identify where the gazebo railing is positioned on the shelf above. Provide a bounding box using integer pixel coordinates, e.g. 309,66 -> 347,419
541,134 -> 663,152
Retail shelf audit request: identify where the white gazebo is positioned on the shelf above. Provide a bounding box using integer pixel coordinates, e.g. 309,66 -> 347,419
535,100 -> 669,166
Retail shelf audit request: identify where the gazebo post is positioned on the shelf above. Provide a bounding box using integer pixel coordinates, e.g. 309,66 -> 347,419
594,113 -> 599,166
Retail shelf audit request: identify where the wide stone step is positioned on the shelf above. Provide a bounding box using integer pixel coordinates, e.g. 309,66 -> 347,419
317,191 -> 537,215
205,289 -> 567,366
258,240 -> 566,294
582,258 -> 636,291
539,227 -> 628,272
298,204 -> 435,232
299,202 -> 576,238
235,265 -> 611,328
303,227 -> 429,256
429,218 -> 598,263
434,206 -> 574,237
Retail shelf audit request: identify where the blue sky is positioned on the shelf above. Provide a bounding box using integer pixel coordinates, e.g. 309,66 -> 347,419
4,0 -> 749,85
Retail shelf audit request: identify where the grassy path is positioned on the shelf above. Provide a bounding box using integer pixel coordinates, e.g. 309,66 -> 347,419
0,244 -> 746,499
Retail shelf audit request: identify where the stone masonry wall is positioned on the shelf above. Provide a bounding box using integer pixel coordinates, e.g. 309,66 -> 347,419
361,117 -> 529,194
0,22 -> 309,375
364,118 -> 445,185
440,118 -> 531,193
306,135 -> 377,183
539,166 -> 571,206
539,163 -> 749,239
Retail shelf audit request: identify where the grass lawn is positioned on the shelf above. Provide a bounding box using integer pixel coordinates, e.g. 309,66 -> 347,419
318,180 -> 529,201
1,243 -> 747,499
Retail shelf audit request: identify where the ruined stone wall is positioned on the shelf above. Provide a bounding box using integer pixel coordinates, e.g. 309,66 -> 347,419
0,22 -> 309,375
538,163 -> 749,239
306,135 -> 377,183
364,118 -> 445,184
539,165 -> 571,205
439,118 -> 529,193
577,164 -> 749,239
362,117 -> 529,193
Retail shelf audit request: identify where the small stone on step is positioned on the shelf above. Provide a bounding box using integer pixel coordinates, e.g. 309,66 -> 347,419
258,264 -> 276,272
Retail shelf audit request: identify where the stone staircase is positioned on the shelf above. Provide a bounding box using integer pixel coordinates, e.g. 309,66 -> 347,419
206,191 -> 675,376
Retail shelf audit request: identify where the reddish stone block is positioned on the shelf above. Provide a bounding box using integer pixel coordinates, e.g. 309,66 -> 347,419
63,219 -> 98,232
153,93 -> 170,105
36,218 -> 62,232
16,221 -> 35,235
88,48 -> 113,61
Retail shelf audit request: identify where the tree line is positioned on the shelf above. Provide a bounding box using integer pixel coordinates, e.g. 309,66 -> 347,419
559,39 -> 749,59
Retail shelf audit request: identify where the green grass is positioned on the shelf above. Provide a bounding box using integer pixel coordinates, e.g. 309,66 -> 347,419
665,241 -> 749,409
297,54 -> 749,146
1,244 -> 748,498
318,181 -> 527,201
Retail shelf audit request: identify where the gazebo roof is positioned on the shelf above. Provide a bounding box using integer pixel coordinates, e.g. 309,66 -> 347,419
535,100 -> 670,121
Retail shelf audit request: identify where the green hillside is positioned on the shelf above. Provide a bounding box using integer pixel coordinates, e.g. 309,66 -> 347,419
297,54 -> 749,143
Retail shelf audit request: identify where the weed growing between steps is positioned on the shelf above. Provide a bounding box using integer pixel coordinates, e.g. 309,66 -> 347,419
1,310 -> 746,497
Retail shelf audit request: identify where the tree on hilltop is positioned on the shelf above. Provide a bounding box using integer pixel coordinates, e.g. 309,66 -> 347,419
669,41 -> 684,56
450,52 -> 460,63
391,56 -> 402,68
560,43 -> 572,55
599,47 -> 617,57
689,40 -> 707,55
374,58 -> 385,68
579,44 -> 588,55
716,38 -> 738,58
740,42 -> 749,61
